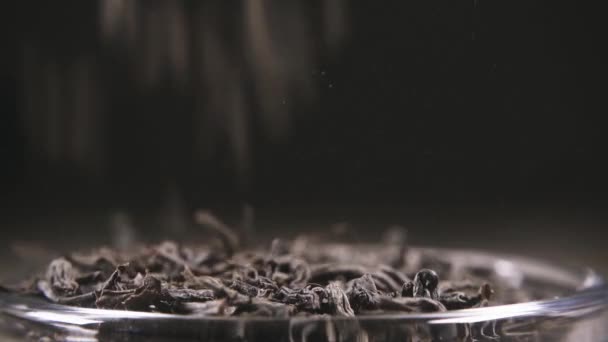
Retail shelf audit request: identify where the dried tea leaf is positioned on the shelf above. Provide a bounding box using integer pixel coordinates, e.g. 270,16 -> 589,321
412,269 -> 439,300
347,274 -> 380,312
324,282 -> 355,317
45,258 -> 79,296
6,217 -> 505,320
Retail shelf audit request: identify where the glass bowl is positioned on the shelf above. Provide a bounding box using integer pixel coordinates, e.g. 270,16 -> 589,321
1,246 -> 607,342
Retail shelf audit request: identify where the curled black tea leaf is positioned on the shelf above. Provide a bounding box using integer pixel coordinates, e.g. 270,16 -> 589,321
324,282 -> 355,317
401,281 -> 414,297
273,286 -> 323,313
376,296 -> 447,313
167,288 -> 215,303
347,274 -> 380,312
439,283 -> 494,310
45,258 -> 79,296
229,279 -> 260,297
413,269 -> 439,300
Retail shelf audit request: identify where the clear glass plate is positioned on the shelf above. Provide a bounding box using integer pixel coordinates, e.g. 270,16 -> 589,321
1,247 -> 607,342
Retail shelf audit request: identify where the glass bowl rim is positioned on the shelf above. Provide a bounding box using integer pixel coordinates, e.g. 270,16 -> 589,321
1,246 -> 607,326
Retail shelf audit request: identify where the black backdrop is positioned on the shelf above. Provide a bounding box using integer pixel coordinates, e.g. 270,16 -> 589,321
0,1 -> 606,241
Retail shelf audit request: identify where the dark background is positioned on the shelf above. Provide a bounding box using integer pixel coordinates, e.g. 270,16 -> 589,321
0,1 -> 606,273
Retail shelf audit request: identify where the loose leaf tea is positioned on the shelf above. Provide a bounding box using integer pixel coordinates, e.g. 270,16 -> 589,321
6,214 -> 508,318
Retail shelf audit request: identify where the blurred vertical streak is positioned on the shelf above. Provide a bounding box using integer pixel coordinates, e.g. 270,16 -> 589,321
227,83 -> 250,189
69,56 -> 104,175
21,44 -> 41,159
123,0 -> 139,47
68,59 -> 89,166
324,0 -> 348,50
198,3 -> 251,187
244,0 -> 290,140
167,1 -> 189,84
197,2 -> 225,158
160,183 -> 189,237
99,0 -> 139,49
44,61 -> 63,162
99,0 -> 125,40
142,6 -> 164,86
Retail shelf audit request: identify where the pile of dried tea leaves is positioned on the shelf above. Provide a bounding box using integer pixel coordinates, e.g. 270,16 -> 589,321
5,214 -> 507,318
